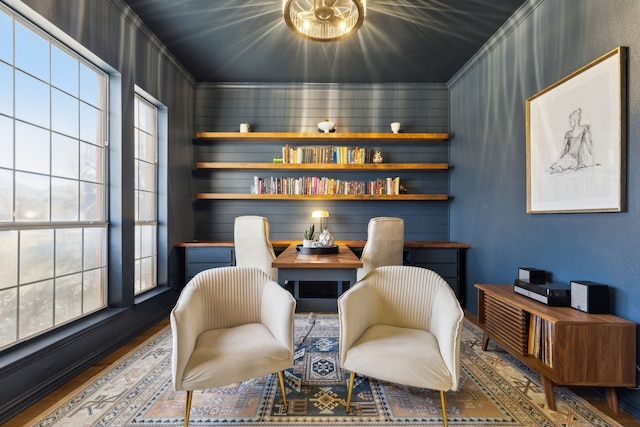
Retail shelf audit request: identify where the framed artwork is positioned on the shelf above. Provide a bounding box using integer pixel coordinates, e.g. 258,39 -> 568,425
526,47 -> 626,213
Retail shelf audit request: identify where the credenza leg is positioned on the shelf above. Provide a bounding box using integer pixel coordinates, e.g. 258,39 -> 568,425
540,376 -> 556,411
482,331 -> 490,351
605,387 -> 619,413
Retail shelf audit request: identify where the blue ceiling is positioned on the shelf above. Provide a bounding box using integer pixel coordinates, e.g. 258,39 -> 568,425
122,0 -> 527,84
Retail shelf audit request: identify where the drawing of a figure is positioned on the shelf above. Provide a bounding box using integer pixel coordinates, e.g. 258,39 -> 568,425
549,108 -> 598,173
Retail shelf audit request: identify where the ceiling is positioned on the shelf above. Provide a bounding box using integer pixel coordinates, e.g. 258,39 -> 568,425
122,0 -> 526,84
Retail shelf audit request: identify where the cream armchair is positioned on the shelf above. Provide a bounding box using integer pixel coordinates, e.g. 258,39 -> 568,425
338,265 -> 464,427
234,215 -> 278,281
357,217 -> 404,281
171,266 -> 296,426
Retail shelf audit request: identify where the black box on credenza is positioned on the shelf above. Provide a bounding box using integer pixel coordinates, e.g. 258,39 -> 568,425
513,279 -> 570,306
570,281 -> 609,314
518,267 -> 546,284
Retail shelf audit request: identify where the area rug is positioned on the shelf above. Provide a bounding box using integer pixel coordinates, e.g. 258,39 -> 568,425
32,314 -> 622,427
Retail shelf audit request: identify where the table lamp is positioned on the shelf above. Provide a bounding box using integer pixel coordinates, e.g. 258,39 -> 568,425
312,210 -> 334,247
312,210 -> 329,231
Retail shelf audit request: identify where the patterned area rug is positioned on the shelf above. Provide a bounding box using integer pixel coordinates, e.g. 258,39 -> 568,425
32,314 -> 622,426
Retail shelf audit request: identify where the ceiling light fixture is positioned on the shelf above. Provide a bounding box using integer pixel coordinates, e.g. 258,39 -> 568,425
283,0 -> 366,42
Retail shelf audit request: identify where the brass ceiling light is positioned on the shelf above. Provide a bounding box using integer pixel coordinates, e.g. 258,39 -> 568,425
283,0 -> 366,42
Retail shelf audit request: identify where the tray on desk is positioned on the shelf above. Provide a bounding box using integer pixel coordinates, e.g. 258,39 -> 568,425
296,245 -> 339,254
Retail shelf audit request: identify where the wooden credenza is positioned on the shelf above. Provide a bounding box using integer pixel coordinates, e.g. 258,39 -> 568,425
476,284 -> 636,412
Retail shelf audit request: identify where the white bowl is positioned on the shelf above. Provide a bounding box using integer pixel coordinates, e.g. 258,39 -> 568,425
318,121 -> 336,133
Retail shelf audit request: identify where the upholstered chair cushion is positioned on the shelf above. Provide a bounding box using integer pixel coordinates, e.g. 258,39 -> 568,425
234,215 -> 278,281
357,217 -> 404,281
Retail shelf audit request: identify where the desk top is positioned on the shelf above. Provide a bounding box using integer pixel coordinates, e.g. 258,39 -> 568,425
272,244 -> 363,269
177,240 -> 470,250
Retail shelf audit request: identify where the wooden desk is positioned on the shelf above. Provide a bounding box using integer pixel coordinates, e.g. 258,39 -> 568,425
476,284 -> 636,412
272,244 -> 363,312
176,240 -> 469,304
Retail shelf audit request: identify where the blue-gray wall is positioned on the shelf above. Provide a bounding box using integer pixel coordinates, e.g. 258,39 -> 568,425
449,0 -> 640,415
194,83 -> 450,242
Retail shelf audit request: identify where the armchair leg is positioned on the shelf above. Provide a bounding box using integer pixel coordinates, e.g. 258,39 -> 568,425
184,390 -> 193,427
346,371 -> 356,412
440,390 -> 448,427
277,371 -> 288,412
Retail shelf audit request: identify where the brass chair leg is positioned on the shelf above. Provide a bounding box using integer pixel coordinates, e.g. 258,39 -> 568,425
184,390 -> 193,427
277,371 -> 288,412
345,371 -> 356,412
440,390 -> 448,427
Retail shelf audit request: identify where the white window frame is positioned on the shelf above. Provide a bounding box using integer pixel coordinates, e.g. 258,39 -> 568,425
133,88 -> 163,295
0,3 -> 109,350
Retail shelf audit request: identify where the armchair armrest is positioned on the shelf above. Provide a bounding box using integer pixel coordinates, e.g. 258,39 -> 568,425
338,282 -> 376,364
429,285 -> 464,390
261,280 -> 296,355
170,284 -> 207,390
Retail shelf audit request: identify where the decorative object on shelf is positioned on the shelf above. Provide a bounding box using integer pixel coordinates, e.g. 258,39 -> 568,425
272,157 -> 283,163
317,120 -> 336,133
239,123 -> 250,133
372,150 -> 383,163
283,0 -> 366,42
303,224 -> 315,247
390,122 -> 401,133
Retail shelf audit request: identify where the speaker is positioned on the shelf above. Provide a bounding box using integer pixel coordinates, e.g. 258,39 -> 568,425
570,281 -> 609,314
518,267 -> 546,284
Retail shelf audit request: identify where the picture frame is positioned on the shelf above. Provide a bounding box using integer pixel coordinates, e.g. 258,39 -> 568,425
526,47 -> 626,214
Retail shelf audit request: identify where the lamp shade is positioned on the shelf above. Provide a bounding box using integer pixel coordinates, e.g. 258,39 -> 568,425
283,0 -> 366,42
312,210 -> 330,218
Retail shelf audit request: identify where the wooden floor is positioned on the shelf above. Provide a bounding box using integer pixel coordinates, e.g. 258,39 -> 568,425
4,315 -> 640,427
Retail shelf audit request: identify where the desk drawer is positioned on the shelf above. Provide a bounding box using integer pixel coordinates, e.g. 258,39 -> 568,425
409,248 -> 458,263
186,247 -> 234,263
185,247 -> 235,283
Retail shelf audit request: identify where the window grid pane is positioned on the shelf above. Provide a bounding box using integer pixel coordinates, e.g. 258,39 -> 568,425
0,6 -> 108,350
133,94 -> 158,295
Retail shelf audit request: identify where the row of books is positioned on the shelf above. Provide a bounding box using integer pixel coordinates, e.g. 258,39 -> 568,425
252,176 -> 401,195
528,313 -> 554,367
281,145 -> 378,164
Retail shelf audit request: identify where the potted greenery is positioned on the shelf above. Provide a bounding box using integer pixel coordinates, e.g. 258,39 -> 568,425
303,224 -> 315,247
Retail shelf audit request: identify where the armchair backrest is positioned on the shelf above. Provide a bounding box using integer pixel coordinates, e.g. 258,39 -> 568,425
358,217 -> 404,281
173,266 -> 270,333
363,265 -> 452,329
234,215 -> 278,281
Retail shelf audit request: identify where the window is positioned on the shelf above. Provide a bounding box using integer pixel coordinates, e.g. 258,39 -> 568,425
134,93 -> 158,295
0,6 -> 108,350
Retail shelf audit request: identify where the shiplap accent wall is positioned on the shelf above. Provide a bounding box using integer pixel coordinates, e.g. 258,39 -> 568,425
194,83 -> 450,242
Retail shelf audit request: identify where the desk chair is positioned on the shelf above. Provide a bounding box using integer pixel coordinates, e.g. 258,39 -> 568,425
339,265 -> 464,427
357,217 -> 404,281
234,215 -> 278,281
171,266 -> 296,426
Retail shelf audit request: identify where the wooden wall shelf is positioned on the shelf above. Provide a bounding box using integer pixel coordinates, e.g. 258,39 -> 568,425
196,193 -> 449,201
196,131 -> 449,142
194,132 -> 450,202
196,162 -> 449,171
